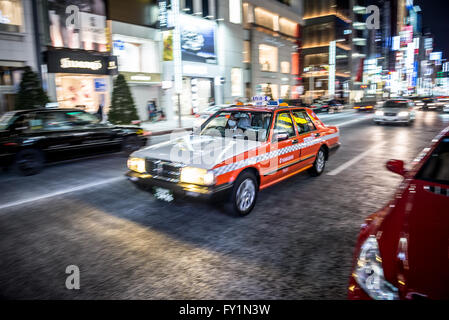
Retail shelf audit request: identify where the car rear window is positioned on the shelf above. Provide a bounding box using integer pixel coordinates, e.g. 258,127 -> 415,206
416,138 -> 449,186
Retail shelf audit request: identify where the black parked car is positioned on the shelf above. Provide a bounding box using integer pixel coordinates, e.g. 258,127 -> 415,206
0,108 -> 148,175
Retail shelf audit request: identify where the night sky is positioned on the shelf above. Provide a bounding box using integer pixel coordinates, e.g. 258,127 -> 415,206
414,0 -> 449,59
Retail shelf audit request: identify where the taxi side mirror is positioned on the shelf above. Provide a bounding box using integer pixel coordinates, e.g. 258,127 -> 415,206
273,131 -> 289,142
386,159 -> 406,176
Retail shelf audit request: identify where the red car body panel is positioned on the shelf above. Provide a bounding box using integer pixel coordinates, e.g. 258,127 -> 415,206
349,127 -> 449,300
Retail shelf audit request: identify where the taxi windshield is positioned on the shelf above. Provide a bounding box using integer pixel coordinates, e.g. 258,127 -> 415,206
199,111 -> 272,142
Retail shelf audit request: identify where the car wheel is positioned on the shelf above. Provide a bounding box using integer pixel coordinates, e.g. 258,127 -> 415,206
229,171 -> 258,217
309,147 -> 326,177
15,149 -> 45,176
122,135 -> 142,155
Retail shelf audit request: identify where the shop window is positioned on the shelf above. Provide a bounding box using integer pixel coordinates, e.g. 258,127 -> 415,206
243,41 -> 251,63
254,7 -> 276,31
281,85 -> 290,99
279,17 -> 297,37
281,61 -> 290,74
242,3 -> 254,29
231,68 -> 243,97
229,0 -> 242,24
259,44 -> 278,72
0,0 -> 23,32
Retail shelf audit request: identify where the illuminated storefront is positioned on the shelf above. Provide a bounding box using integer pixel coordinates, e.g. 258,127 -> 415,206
45,49 -> 117,113
42,0 -> 118,117
112,30 -> 162,121
162,13 -> 219,117
243,2 -> 300,101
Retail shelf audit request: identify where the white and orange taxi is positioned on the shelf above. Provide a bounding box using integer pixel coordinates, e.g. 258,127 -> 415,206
127,103 -> 340,216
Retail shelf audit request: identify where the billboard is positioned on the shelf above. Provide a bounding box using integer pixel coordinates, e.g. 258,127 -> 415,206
430,52 -> 442,61
180,14 -> 217,64
47,0 -> 107,52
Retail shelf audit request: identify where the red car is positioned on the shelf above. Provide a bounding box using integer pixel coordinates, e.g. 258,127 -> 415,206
348,127 -> 449,300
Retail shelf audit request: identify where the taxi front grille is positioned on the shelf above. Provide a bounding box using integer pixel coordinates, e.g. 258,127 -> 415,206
385,112 -> 397,117
145,159 -> 185,182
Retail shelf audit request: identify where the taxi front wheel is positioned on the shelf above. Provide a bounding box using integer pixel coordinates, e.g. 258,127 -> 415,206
228,171 -> 258,217
309,148 -> 326,177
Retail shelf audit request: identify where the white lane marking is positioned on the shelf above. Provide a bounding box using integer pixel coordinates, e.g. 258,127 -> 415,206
332,115 -> 373,127
0,177 -> 125,211
327,142 -> 385,176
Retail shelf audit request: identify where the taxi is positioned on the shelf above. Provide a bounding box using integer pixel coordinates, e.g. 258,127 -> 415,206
126,102 -> 340,216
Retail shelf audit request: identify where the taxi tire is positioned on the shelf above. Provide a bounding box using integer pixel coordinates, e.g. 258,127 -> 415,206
309,147 -> 326,177
121,135 -> 142,155
15,148 -> 45,176
228,171 -> 258,217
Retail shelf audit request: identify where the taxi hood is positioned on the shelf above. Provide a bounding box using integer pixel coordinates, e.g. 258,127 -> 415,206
131,134 -> 263,170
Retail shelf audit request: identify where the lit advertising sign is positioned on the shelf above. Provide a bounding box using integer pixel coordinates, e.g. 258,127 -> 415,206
180,14 -> 217,64
430,52 -> 442,61
47,0 -> 107,52
400,26 -> 413,46
158,0 -> 170,31
392,36 -> 400,51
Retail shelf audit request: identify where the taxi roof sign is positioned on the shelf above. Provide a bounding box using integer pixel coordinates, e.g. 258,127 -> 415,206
252,96 -> 270,106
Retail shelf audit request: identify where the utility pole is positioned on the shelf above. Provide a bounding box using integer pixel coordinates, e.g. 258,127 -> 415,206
172,0 -> 183,128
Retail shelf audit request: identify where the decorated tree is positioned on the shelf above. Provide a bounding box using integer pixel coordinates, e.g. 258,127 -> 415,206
108,74 -> 139,125
15,66 -> 49,110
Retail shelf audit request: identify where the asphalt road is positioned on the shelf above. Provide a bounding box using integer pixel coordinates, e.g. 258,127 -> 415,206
1,110 -> 448,300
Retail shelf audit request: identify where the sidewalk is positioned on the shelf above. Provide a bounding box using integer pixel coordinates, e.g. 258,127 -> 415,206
139,116 -> 196,136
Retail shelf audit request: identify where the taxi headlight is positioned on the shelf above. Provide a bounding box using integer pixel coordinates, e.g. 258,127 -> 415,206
375,111 -> 384,116
127,157 -> 146,173
353,236 -> 399,300
398,111 -> 409,117
180,167 -> 216,186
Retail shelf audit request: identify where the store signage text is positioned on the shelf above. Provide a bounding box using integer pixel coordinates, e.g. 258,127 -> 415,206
47,49 -> 118,75
60,58 -> 103,71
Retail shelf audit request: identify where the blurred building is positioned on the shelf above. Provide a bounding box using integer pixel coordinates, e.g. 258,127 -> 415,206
160,0 -> 221,118
160,0 -> 302,119
0,0 -> 40,113
40,0 -> 118,115
108,0 -> 162,121
301,0 -> 352,103
237,0 -> 302,102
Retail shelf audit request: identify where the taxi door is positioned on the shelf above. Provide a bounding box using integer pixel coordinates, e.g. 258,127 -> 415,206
262,111 -> 301,184
291,110 -> 322,167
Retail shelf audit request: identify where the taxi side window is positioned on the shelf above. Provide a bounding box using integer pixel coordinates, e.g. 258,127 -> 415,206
274,112 -> 296,138
39,112 -> 72,131
292,111 -> 316,134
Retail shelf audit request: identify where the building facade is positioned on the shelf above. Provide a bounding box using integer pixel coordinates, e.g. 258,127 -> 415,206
41,0 -> 118,116
301,0 -> 352,103
0,0 -> 39,113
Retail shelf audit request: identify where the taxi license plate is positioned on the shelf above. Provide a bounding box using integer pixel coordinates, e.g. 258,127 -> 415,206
153,187 -> 174,202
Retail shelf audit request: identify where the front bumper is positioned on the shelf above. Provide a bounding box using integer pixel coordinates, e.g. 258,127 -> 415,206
374,116 -> 411,123
126,171 -> 233,202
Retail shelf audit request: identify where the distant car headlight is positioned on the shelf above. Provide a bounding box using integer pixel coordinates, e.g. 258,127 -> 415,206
127,157 -> 146,174
398,111 -> 409,117
180,167 -> 216,186
375,111 -> 384,116
353,236 -> 399,300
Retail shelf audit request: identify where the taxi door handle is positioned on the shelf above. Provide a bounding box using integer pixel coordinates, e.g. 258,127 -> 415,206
292,139 -> 299,144
315,133 -> 321,137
